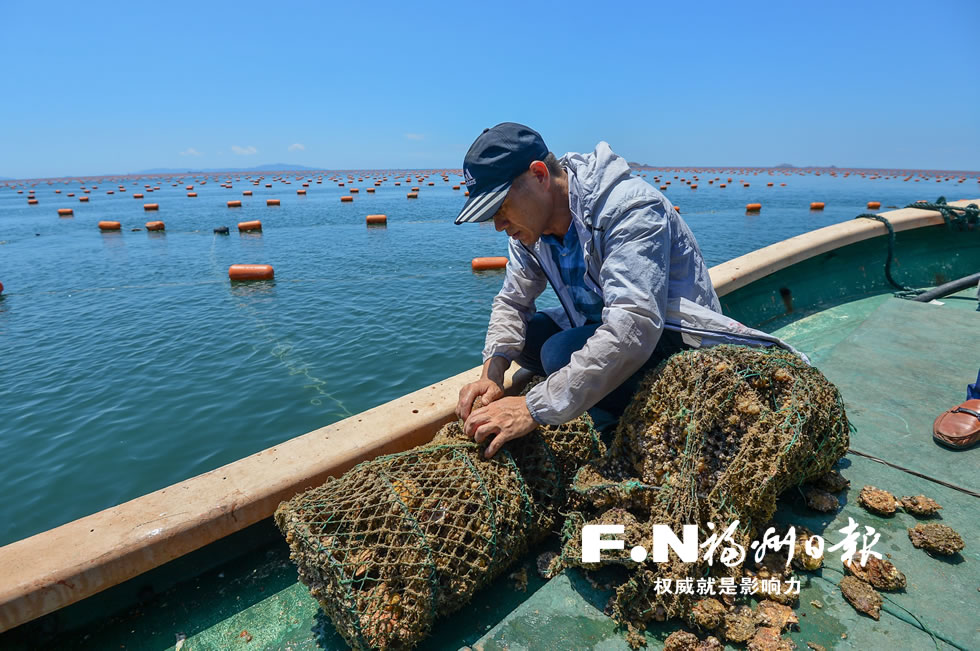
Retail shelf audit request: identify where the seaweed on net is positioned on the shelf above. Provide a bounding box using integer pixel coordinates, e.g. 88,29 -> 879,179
274,392 -> 603,650
558,344 -> 849,627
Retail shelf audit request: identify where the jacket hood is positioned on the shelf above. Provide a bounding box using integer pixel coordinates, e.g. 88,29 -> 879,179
561,141 -> 633,224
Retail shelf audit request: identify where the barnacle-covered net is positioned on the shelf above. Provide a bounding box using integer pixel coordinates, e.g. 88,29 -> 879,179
275,410 -> 602,650
559,344 -> 849,628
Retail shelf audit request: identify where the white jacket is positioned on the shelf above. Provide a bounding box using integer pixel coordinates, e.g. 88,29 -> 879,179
482,142 -> 808,424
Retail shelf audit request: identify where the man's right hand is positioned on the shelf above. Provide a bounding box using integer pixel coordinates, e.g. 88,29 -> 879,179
456,378 -> 504,421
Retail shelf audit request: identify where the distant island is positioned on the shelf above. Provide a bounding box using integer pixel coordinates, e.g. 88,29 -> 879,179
136,163 -> 322,174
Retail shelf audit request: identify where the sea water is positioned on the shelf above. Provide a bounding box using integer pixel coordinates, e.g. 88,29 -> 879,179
0,168 -> 976,545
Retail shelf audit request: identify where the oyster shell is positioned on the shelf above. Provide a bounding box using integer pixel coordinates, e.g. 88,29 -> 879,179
723,605 -> 756,643
690,598 -> 726,630
748,626 -> 796,651
899,495 -> 942,517
908,523 -> 965,556
664,630 -> 700,650
839,575 -> 882,620
756,600 -> 799,631
814,468 -> 850,493
843,556 -> 906,591
857,485 -> 898,516
803,486 -> 839,512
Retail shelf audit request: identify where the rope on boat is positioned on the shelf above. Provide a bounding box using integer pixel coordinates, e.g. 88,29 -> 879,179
855,196 -> 979,299
853,213 -> 922,297
906,196 -> 980,229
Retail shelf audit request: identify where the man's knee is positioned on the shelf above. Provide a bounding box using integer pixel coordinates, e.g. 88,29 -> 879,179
540,323 -> 600,375
516,313 -> 560,376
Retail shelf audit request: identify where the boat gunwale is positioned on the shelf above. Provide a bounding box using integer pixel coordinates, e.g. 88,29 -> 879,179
0,199 -> 975,634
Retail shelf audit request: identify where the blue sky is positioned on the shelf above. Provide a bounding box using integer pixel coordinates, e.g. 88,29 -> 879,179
1,0 -> 978,179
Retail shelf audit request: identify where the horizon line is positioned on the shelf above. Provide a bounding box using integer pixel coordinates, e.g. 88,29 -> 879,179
2,164 -> 979,184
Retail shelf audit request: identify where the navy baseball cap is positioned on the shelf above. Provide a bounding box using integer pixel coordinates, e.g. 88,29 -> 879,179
454,122 -> 549,225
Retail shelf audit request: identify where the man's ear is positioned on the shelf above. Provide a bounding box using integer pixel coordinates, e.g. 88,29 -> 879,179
528,160 -> 550,189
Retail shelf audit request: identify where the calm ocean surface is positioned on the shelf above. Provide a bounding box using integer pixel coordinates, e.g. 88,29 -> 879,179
1,167 -> 976,545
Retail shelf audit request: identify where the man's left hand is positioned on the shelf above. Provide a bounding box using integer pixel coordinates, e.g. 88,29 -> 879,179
463,396 -> 538,458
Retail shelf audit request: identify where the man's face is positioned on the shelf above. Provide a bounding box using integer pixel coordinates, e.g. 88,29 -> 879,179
491,172 -> 550,246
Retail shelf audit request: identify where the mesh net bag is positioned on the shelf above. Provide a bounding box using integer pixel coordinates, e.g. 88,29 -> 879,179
275,407 -> 602,650
558,344 -> 849,628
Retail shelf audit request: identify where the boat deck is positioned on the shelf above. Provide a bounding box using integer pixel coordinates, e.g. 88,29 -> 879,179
5,287 -> 978,650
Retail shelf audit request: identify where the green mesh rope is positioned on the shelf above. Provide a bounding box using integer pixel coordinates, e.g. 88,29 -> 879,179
558,345 -> 849,627
275,413 -> 602,650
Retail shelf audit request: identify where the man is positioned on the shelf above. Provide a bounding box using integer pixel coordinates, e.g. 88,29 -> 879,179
455,122 -> 804,458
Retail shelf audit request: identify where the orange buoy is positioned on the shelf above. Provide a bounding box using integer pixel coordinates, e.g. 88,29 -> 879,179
187,192 -> 197,197
134,193 -> 144,198
689,184 -> 697,189
411,186 -> 420,192
67,192 -> 75,197
57,208 -> 73,216
472,256 -> 508,271
186,185 -> 194,190
719,183 -> 726,188
0,281 -> 3,294
98,221 -> 121,231
746,203 -> 762,212
407,192 -> 419,199
243,190 -> 253,196
464,191 -> 469,196
674,206 -> 681,212
238,220 -> 262,232
79,196 -> 89,202
227,200 -> 242,208
267,199 -> 280,206
810,202 -> 825,210
366,187 -> 375,193
350,188 -> 359,193
366,214 -> 387,225
340,195 -> 353,202
297,189 -> 306,195
229,264 -> 274,281
452,185 -> 460,190
144,203 -> 159,211
145,221 -> 165,231
27,198 -> 38,205
867,201 -> 881,209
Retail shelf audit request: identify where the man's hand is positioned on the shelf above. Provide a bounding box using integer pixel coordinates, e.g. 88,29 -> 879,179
456,378 -> 504,421
464,396 -> 538,458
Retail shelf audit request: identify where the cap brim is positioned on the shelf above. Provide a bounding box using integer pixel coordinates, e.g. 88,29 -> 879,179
454,181 -> 510,224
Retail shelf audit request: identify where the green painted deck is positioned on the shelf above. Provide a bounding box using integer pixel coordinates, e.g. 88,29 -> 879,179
474,287 -> 980,651
7,286 -> 975,651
